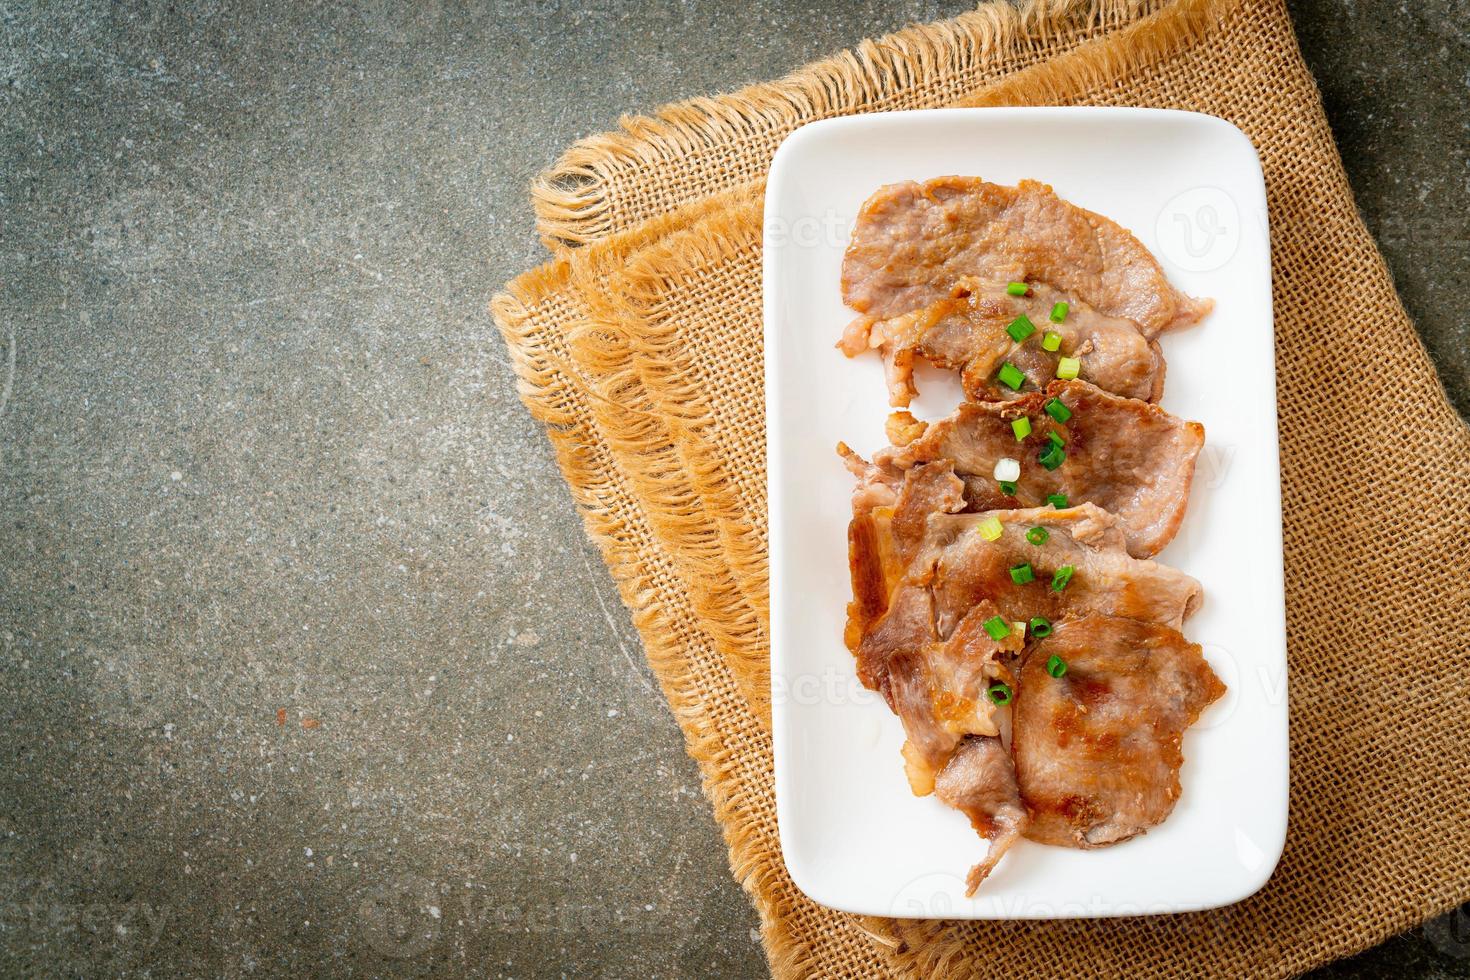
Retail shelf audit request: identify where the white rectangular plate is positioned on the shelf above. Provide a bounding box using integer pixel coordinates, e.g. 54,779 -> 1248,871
765,108 -> 1287,919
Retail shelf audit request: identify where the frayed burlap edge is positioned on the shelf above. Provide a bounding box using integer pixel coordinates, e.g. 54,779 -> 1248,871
492,206 -> 898,978
531,0 -> 1177,248
490,259 -> 808,973
495,190 -> 778,726
958,0 -> 1239,106
595,196 -> 776,715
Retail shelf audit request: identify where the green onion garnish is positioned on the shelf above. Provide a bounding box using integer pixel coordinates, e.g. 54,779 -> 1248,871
1046,493 -> 1069,508
1011,416 -> 1032,441
1041,331 -> 1062,353
983,615 -> 1011,641
1038,443 -> 1067,470
1046,654 -> 1068,678
998,480 -> 1017,496
1005,281 -> 1028,297
1009,563 -> 1035,585
1050,565 -> 1075,592
997,362 -> 1026,391
1044,398 -> 1072,423
1056,356 -> 1081,380
1026,526 -> 1049,546
1006,315 -> 1036,343
1046,430 -> 1066,449
1030,617 -> 1053,638
1049,302 -> 1069,323
977,516 -> 1004,541
987,683 -> 1013,705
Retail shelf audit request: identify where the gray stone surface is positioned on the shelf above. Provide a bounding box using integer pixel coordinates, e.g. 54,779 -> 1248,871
0,1 -> 1464,977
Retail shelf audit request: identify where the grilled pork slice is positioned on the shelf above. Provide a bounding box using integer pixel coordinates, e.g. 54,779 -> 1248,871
1013,614 -> 1225,849
846,488 -> 1202,661
859,585 -> 1020,796
842,177 -> 1212,337
867,380 -> 1204,559
934,736 -> 1028,895
839,278 -> 1164,407
845,464 -> 1200,788
842,462 -> 1209,889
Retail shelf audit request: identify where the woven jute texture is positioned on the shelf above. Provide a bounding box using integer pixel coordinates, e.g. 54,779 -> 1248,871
491,0 -> 1470,975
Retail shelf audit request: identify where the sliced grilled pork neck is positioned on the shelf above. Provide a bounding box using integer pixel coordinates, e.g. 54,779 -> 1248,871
934,736 -> 1028,895
860,380 -> 1204,558
845,484 -> 1202,659
839,278 -> 1164,406
842,176 -> 1212,337
1013,614 -> 1225,848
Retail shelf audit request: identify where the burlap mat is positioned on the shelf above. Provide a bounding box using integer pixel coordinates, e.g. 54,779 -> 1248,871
491,0 -> 1470,975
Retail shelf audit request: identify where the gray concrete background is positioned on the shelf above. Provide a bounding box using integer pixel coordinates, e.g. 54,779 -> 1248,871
0,1 -> 1465,976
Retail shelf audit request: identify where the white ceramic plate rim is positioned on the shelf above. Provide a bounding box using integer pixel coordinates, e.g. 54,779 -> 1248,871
764,107 -> 1288,919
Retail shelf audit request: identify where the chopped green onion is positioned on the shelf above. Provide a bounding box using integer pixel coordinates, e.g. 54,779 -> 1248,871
1011,416 -> 1032,441
1025,526 -> 1049,546
1044,398 -> 1072,423
1046,493 -> 1069,508
998,480 -> 1017,496
1005,281 -> 1029,297
1056,356 -> 1081,380
997,362 -> 1026,391
1050,565 -> 1076,592
987,682 -> 1013,705
983,615 -> 1011,641
977,516 -> 1004,541
994,457 -> 1021,481
1029,616 -> 1053,638
1006,314 -> 1036,343
1009,563 -> 1035,585
1038,442 -> 1067,470
1046,654 -> 1068,678
1046,430 -> 1066,449
1041,331 -> 1063,353
1049,301 -> 1070,323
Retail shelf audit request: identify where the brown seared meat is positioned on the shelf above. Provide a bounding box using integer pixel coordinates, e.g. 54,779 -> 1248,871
834,176 -> 1220,894
842,177 -> 1212,337
922,505 -> 1202,637
934,736 -> 1028,895
842,462 -> 1207,888
838,456 -> 958,650
1013,614 -> 1226,849
846,492 -> 1202,658
839,278 -> 1164,406
873,380 -> 1204,559
855,583 -> 1021,796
